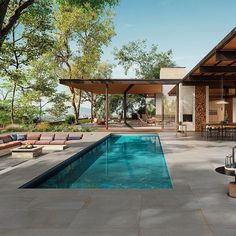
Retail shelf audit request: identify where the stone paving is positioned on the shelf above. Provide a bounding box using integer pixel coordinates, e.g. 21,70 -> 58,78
0,132 -> 235,236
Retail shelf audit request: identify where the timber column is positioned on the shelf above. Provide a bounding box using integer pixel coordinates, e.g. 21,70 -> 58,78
195,86 -> 206,132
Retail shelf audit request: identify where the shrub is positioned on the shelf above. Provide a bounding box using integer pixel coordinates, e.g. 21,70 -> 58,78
32,122 -> 51,132
79,125 -> 93,132
65,115 -> 75,125
50,124 -> 79,132
0,124 -> 32,134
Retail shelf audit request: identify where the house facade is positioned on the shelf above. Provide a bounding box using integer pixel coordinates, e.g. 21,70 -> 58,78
167,28 -> 236,132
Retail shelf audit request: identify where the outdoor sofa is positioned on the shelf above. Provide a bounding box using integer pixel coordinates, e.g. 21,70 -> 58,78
0,133 -> 83,157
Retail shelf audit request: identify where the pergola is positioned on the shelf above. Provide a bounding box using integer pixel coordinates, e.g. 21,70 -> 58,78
60,79 -> 179,129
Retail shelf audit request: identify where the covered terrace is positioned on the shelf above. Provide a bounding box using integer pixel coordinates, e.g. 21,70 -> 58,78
169,27 -> 236,133
60,79 -> 180,130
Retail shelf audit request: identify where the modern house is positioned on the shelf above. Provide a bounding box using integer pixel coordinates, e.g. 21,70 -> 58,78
168,27 -> 236,132
60,28 -> 236,132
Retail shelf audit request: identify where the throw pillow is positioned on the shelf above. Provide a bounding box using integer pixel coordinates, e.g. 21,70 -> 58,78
11,133 -> 17,141
17,134 -> 27,141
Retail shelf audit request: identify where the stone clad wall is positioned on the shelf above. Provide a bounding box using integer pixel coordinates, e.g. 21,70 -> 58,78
195,86 -> 206,132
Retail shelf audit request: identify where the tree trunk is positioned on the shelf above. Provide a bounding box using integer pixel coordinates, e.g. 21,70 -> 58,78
0,0 -> 35,48
0,0 -> 10,36
91,92 -> 94,122
71,91 -> 79,124
11,82 -> 16,124
39,98 -> 42,122
77,90 -> 82,123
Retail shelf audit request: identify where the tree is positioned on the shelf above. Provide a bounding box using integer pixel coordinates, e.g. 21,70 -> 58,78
0,0 -> 118,48
0,0 -> 53,123
81,61 -> 113,120
114,40 -> 176,79
46,93 -> 70,121
53,4 -> 115,123
109,94 -> 146,119
91,61 -> 113,79
25,54 -> 62,121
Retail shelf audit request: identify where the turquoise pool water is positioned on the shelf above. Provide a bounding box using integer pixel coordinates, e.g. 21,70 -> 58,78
29,134 -> 172,189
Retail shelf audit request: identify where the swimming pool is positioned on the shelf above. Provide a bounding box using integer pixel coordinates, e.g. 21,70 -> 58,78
22,134 -> 172,189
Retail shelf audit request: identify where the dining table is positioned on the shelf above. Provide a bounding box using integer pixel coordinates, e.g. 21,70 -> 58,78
203,123 -> 236,140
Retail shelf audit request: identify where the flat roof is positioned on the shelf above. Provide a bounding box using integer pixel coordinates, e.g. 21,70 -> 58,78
60,79 -> 180,94
169,27 -> 236,96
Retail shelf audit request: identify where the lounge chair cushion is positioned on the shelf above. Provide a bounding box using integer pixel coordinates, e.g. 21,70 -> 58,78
54,133 -> 68,140
1,135 -> 13,143
0,144 -> 9,150
27,133 -> 41,140
68,133 -> 83,140
9,141 -> 22,147
39,134 -> 55,141
17,134 -> 27,141
35,140 -> 51,145
67,136 -> 81,141
50,140 -> 66,145
0,141 -> 21,149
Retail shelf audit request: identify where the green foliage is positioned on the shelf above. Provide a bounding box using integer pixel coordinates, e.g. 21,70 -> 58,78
52,4 -> 116,123
91,61 -> 113,79
146,102 -> 156,117
49,124 -> 78,132
79,118 -> 91,124
57,0 -> 119,9
0,0 -> 54,123
46,93 -> 70,120
109,94 -> 146,118
79,125 -> 93,132
114,40 -> 176,79
54,4 -> 116,79
0,0 -> 117,126
13,94 -> 40,124
32,122 -> 51,132
0,100 -> 11,126
65,115 -> 76,125
0,124 -> 33,134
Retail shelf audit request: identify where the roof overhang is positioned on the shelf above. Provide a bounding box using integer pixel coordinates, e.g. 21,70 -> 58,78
169,27 -> 236,96
60,79 -> 180,94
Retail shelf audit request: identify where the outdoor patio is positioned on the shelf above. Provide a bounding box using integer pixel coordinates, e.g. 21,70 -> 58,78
0,132 -> 235,236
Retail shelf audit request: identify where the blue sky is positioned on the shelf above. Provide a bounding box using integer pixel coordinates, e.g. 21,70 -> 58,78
102,0 -> 236,78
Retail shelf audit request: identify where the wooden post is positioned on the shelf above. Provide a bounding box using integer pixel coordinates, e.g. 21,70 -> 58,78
91,92 -> 94,123
105,84 -> 109,130
176,84 -> 179,124
124,92 -> 127,124
162,95 -> 164,129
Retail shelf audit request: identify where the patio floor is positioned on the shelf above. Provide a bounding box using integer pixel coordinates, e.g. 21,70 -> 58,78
0,132 -> 235,236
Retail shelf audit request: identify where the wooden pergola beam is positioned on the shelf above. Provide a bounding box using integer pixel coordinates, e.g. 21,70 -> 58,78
189,75 -> 236,81
183,80 -> 236,88
199,66 -> 236,73
60,79 -> 180,85
216,51 -> 236,61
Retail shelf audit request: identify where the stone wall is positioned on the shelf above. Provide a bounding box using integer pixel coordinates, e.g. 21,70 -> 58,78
195,86 -> 206,132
